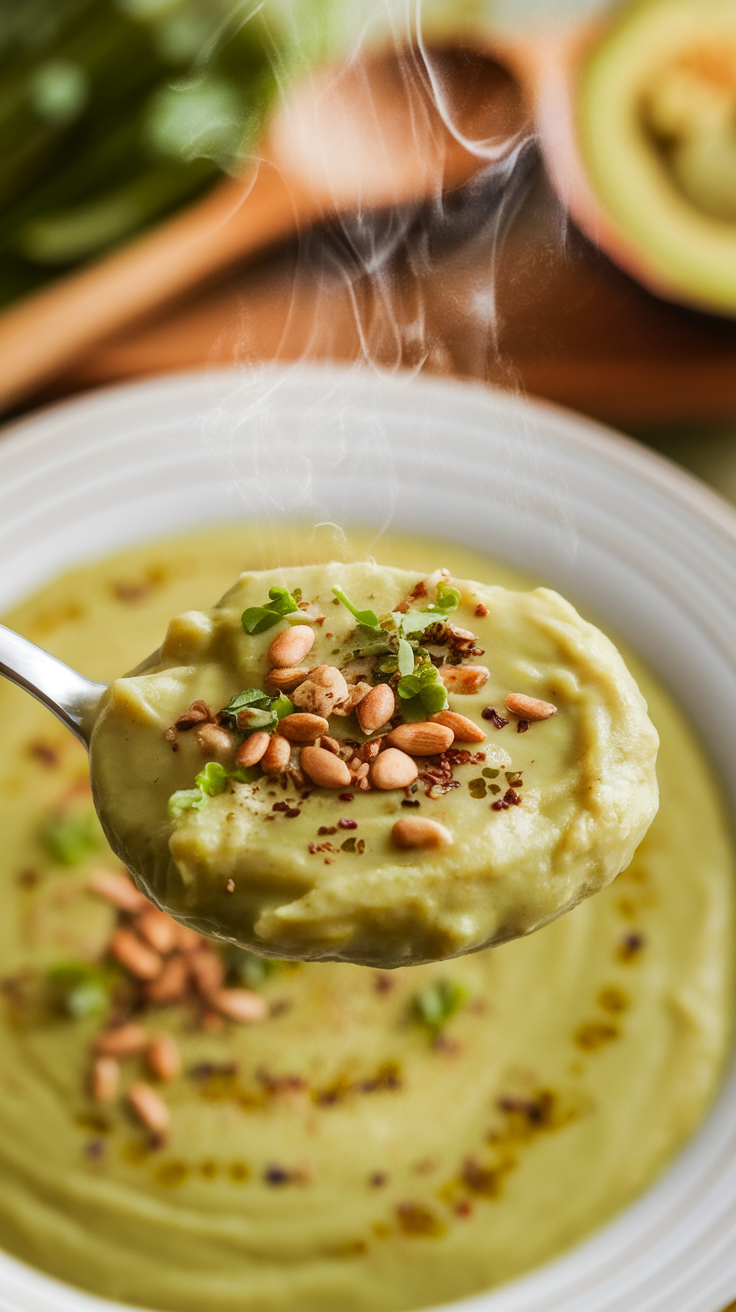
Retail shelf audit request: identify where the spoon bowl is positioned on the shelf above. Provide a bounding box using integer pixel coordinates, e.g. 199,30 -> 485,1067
0,623 -> 105,743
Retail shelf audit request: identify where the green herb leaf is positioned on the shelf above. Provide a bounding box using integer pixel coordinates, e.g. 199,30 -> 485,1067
397,661 -> 447,716
220,943 -> 282,988
47,962 -> 111,1020
434,582 -> 461,613
397,638 -> 415,677
229,765 -> 260,785
220,688 -> 294,734
420,682 -> 448,716
195,762 -> 229,797
42,811 -> 100,865
241,585 -> 299,635
168,788 -> 206,818
332,586 -> 380,630
412,978 -> 467,1033
272,693 -> 294,721
225,688 -> 273,713
236,706 -> 276,732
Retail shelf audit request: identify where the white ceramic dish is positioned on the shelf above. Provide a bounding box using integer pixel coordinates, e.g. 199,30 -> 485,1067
0,363 -> 735,1312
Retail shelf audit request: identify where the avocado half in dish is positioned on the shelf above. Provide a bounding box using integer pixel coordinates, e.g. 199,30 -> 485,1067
575,0 -> 736,315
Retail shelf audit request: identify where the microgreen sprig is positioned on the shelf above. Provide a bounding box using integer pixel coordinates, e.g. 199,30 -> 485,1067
332,586 -> 381,630
397,660 -> 448,720
219,688 -> 293,733
242,586 -> 299,635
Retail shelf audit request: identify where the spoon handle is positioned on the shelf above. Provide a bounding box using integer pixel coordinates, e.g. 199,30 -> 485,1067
0,624 -> 106,745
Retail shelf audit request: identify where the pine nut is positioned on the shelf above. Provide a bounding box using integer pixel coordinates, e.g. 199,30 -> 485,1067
292,664 -> 349,717
188,950 -> 225,998
196,723 -> 234,759
392,817 -> 453,849
370,748 -> 418,790
110,929 -> 162,980
91,1056 -> 119,1102
95,1023 -> 148,1057
430,710 -> 486,743
264,666 -> 310,691
300,745 -> 352,788
147,1034 -> 181,1082
267,625 -> 315,668
145,954 -> 188,1004
386,723 -> 454,755
279,713 -> 329,742
438,664 -> 490,694
357,683 -> 395,734
261,734 -> 291,774
89,870 -> 148,913
505,693 -> 557,720
128,1083 -> 170,1137
214,988 -> 268,1023
235,730 -> 270,767
136,908 -> 179,955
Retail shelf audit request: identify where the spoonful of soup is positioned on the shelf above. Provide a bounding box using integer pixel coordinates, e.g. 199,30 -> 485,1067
0,561 -> 659,967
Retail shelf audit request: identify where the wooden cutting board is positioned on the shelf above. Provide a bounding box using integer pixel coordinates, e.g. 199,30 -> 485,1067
36,150 -> 736,431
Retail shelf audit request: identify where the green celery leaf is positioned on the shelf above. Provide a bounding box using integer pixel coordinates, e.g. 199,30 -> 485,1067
332,586 -> 380,630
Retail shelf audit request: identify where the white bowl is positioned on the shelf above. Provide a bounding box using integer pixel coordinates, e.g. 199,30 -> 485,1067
1,364 -> 735,1312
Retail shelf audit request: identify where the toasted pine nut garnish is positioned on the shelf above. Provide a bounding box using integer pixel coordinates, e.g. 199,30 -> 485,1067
279,712 -> 329,742
264,666 -> 310,692
128,1083 -> 170,1137
109,929 -> 162,981
300,745 -> 352,789
261,733 -> 291,774
174,924 -> 205,953
370,748 -> 419,791
332,681 -> 371,718
91,1056 -> 119,1102
89,870 -> 148,913
136,908 -> 179,955
357,683 -> 395,734
147,1034 -> 181,1082
386,722 -> 454,756
95,1023 -> 148,1057
188,949 -> 225,998
235,730 -> 270,767
430,710 -> 486,743
267,625 -> 315,668
505,693 -> 557,721
196,722 -> 234,760
214,988 -> 268,1024
318,735 -> 341,756
144,955 -> 188,1004
438,664 -> 490,695
392,817 -> 453,849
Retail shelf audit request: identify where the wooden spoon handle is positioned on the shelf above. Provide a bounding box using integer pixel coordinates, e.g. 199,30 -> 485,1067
0,160 -> 322,413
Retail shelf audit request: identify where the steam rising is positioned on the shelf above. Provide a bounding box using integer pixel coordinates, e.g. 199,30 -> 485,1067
201,1 -> 576,569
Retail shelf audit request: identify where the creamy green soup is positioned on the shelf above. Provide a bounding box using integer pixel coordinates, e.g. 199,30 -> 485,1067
90,560 -> 658,967
0,523 -> 732,1312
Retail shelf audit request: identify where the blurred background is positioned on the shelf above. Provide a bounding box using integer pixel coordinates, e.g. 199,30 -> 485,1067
0,0 -> 735,505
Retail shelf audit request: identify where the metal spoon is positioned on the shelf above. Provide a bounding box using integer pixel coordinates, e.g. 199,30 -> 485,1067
0,623 -> 105,745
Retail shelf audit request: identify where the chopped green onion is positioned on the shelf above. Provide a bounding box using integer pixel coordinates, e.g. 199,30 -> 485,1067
332,586 -> 380,630
412,978 -> 466,1034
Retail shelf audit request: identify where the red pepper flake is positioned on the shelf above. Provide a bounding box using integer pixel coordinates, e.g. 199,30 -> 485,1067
474,604 -> 489,618
517,719 -> 530,734
338,818 -> 358,830
324,857 -> 335,865
273,801 -> 300,818
308,842 -> 318,854
504,788 -> 521,806
338,793 -> 354,803
482,707 -> 508,729
318,826 -> 337,836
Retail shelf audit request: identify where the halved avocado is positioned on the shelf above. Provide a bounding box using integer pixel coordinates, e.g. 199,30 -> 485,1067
578,0 -> 736,315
